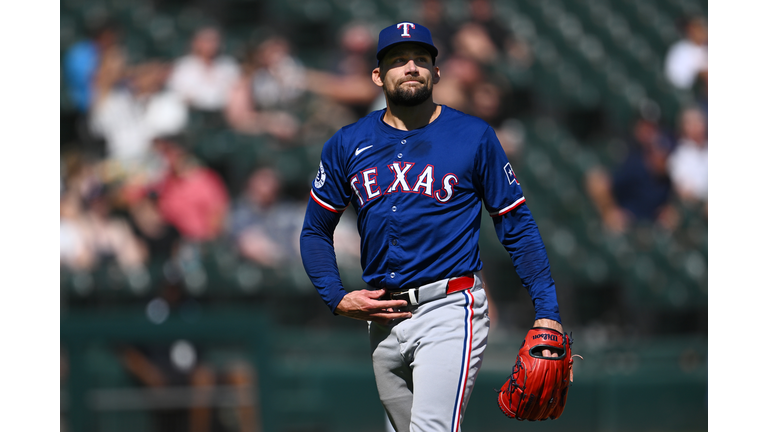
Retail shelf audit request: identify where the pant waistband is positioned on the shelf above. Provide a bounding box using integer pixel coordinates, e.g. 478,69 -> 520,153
384,273 -> 478,307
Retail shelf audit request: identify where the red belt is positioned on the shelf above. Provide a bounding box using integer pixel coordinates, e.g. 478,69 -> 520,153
446,275 -> 475,294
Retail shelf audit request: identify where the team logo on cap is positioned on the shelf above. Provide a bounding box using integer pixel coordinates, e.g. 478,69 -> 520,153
397,22 -> 416,37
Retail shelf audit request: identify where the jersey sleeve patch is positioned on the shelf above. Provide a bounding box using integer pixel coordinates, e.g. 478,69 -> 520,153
504,162 -> 520,185
314,161 -> 327,188
489,197 -> 526,217
311,189 -> 345,213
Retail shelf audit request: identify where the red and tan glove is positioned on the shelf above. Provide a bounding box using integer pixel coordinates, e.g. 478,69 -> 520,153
497,327 -> 582,421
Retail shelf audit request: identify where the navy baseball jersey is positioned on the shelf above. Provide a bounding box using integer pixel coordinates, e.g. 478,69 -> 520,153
301,106 -> 560,322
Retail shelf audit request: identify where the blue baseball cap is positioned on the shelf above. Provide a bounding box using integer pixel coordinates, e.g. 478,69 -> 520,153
376,22 -> 438,62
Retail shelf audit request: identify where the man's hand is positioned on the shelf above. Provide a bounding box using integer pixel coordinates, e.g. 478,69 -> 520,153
533,318 -> 564,358
335,289 -> 412,325
498,326 -> 578,420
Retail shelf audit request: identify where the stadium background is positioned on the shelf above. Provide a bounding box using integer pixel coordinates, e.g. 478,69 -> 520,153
59,0 -> 708,431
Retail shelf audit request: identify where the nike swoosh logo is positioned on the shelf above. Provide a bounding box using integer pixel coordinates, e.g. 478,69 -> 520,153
355,145 -> 373,156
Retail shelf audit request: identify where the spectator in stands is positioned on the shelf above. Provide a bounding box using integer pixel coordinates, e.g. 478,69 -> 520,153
167,26 -> 240,114
60,190 -> 96,271
664,16 -> 708,90
428,72 -> 467,112
466,0 -> 532,67
668,107 -> 708,204
63,18 -> 126,156
446,1 -> 531,69
585,114 -> 678,234
61,151 -> 103,208
331,22 -> 377,78
451,21 -> 500,66
469,81 -> 504,123
467,81 -> 524,158
418,0 -> 456,59
303,22 -> 381,118
86,184 -> 146,266
228,167 -> 304,268
430,55 -> 484,113
246,36 -> 306,112
125,190 -> 182,265
63,18 -> 123,114
90,61 -> 188,172
225,37 -> 302,142
60,184 -> 147,274
152,136 -> 230,242
60,152 -> 148,273
59,152 -> 101,271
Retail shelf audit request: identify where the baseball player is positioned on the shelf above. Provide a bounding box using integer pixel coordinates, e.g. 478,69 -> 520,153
299,22 -> 563,432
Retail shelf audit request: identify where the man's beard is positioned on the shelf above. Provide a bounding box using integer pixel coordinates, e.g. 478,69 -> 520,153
385,79 -> 432,107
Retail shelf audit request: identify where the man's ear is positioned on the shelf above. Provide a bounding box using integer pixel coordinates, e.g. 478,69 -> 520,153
372,67 -> 384,88
433,66 -> 440,84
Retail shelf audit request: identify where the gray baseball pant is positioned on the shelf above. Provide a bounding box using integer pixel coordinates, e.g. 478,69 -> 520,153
369,274 -> 490,432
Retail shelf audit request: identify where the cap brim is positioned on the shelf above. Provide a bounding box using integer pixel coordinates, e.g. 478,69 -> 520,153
377,41 -> 439,61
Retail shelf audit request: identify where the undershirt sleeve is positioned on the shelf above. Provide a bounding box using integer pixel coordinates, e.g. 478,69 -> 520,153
474,126 -> 561,323
492,203 -> 562,323
300,197 -> 348,313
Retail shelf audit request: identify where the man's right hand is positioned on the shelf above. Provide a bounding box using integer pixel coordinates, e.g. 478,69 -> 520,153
335,289 -> 412,325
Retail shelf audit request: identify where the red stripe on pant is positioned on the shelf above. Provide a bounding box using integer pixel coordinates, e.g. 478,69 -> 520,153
451,289 -> 475,432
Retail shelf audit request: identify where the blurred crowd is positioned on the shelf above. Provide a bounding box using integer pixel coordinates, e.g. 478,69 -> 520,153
586,14 -> 708,235
61,0 -> 707,278
60,0 -> 550,283
60,0 -> 708,318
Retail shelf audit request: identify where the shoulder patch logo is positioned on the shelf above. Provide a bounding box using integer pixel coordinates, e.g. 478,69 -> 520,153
504,163 -> 520,185
314,161 -> 327,189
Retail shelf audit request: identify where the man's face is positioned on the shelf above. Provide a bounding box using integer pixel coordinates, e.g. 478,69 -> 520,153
373,44 -> 440,107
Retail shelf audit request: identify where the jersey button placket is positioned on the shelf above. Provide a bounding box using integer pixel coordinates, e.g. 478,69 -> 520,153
388,133 -> 405,288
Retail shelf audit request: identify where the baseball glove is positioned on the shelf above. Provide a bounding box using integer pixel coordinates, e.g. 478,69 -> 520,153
497,327 -> 581,421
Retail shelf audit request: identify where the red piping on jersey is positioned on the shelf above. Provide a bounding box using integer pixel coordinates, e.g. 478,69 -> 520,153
490,197 -> 526,217
311,190 -> 343,213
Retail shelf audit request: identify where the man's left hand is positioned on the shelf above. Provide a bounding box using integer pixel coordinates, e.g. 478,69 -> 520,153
532,318 -> 563,357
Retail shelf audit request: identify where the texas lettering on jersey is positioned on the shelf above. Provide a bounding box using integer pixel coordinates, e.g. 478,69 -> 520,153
349,162 -> 458,207
302,106 -> 560,323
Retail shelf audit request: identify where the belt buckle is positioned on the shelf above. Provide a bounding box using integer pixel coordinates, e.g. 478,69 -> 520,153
390,288 -> 419,306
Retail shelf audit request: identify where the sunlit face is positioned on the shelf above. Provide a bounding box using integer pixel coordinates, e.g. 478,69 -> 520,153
373,43 -> 440,107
